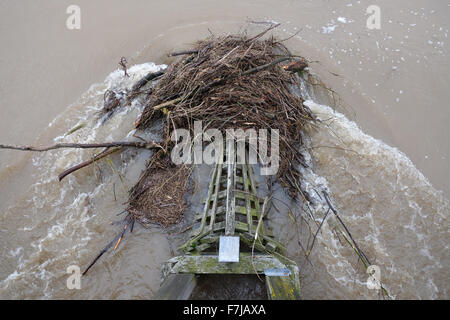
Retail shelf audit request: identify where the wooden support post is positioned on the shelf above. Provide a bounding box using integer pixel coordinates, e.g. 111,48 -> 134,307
242,162 -> 253,235
152,274 -> 197,300
225,139 -> 236,236
208,162 -> 223,232
265,274 -> 301,300
247,163 -> 265,235
198,163 -> 219,234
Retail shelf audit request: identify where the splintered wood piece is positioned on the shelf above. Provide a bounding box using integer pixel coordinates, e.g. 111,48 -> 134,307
282,58 -> 308,73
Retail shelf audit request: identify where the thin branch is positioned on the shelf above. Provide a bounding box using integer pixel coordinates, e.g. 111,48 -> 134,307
246,23 -> 281,42
58,147 -> 121,181
0,141 -> 161,152
168,50 -> 199,57
307,208 -> 331,256
131,70 -> 165,92
152,97 -> 183,111
323,191 -> 370,264
241,56 -> 291,77
83,216 -> 133,276
276,29 -> 302,43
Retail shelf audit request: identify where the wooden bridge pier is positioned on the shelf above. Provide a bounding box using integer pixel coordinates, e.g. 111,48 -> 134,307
153,142 -> 301,300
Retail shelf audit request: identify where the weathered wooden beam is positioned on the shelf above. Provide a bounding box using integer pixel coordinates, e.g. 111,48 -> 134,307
191,220 -> 274,239
197,163 -> 219,234
247,163 -> 266,235
203,189 -> 260,202
152,274 -> 197,300
225,139 -> 236,236
208,161 -> 223,233
220,175 -> 246,185
194,205 -> 260,220
242,162 -> 253,235
266,274 -> 301,300
167,254 -> 287,274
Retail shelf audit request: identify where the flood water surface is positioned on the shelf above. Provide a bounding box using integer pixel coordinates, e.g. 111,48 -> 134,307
0,0 -> 448,299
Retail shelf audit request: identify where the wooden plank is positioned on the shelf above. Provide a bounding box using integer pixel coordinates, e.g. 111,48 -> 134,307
191,220 -> 275,241
197,164 -> 219,234
265,241 -> 277,253
152,274 -> 197,300
194,205 -> 260,221
199,234 -> 218,244
242,163 -> 253,235
247,164 -> 266,235
240,232 -> 267,253
168,254 -> 287,274
180,163 -> 222,250
266,274 -> 301,300
202,189 -> 260,202
208,161 -> 223,233
220,175 -> 245,185
225,139 -> 236,236
193,243 -> 212,252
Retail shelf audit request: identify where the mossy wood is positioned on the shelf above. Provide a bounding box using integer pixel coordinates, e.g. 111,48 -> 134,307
155,145 -> 301,300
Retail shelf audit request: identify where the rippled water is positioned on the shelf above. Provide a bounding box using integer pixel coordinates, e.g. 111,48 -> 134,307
0,0 -> 449,299
271,98 -> 449,299
0,61 -> 447,299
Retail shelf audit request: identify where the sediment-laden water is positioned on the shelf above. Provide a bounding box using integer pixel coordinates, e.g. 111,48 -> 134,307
0,0 -> 448,299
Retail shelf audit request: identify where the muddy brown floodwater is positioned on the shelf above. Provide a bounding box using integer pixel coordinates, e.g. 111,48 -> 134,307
0,0 -> 448,299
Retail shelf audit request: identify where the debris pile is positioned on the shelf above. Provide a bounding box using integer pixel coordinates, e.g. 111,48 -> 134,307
127,30 -> 313,227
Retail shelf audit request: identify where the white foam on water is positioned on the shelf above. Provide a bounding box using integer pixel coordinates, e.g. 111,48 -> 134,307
1,62 -> 448,300
0,63 -> 166,299
294,99 -> 449,299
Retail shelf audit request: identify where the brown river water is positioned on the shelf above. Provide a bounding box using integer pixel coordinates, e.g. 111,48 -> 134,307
0,0 -> 448,299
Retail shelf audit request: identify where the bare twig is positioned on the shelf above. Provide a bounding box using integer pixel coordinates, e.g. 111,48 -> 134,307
82,216 -> 133,276
58,147 -> 121,181
307,208 -> 331,256
119,57 -> 129,77
0,141 -> 162,152
131,70 -> 165,92
246,23 -> 280,42
241,56 -> 290,76
168,50 -> 199,57
322,191 -> 370,264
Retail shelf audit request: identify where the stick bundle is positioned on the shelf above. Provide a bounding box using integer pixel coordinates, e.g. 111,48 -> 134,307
128,32 -> 313,226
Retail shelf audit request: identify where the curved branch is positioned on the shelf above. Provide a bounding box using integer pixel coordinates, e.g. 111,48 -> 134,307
0,141 -> 160,152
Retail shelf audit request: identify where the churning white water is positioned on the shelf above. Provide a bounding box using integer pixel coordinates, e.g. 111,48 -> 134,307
277,99 -> 449,299
0,61 -> 447,299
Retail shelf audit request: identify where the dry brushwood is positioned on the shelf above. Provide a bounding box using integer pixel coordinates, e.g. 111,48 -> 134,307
0,27 -> 386,289
128,31 -> 313,227
128,156 -> 192,227
1,27 -> 318,275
